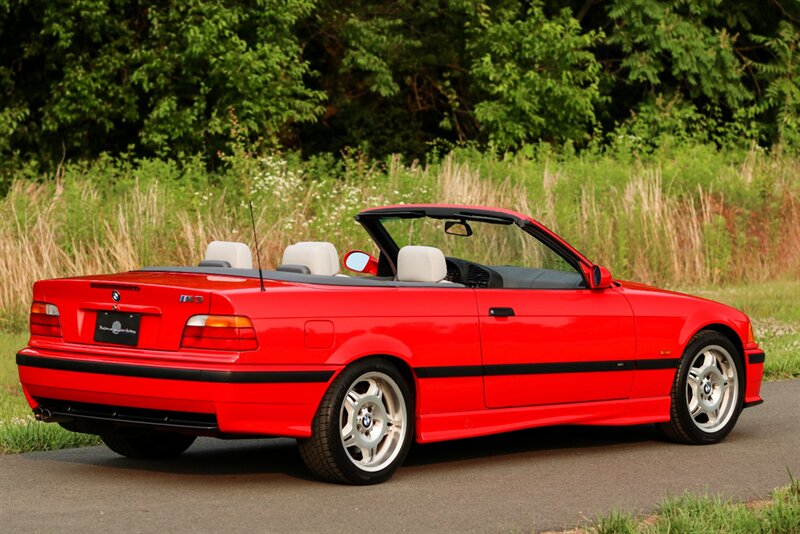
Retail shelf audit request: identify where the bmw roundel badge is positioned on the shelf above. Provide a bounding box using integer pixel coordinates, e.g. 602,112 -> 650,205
111,290 -> 121,302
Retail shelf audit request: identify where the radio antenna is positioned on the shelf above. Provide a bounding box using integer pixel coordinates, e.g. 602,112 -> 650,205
248,201 -> 266,292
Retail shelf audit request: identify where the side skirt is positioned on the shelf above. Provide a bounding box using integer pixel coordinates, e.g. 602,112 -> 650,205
415,396 -> 672,443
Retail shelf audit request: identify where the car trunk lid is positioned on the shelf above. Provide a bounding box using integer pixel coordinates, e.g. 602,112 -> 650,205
35,271 -> 260,351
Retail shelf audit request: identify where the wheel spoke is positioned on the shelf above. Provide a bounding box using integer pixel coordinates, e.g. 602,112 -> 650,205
688,367 -> 701,383
342,425 -> 357,448
344,391 -> 359,414
689,398 -> 703,418
361,445 -> 375,464
365,379 -> 383,400
702,351 -> 715,370
687,372 -> 699,389
707,407 -> 719,426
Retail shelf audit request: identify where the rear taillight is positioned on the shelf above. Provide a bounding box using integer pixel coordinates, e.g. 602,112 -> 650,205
181,315 -> 258,351
30,301 -> 62,337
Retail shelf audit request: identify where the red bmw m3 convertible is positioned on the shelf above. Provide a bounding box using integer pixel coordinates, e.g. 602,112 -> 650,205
17,205 -> 765,484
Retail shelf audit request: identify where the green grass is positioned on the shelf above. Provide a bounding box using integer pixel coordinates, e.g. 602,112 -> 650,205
591,478 -> 800,533
0,331 -> 101,453
1,145 -> 798,331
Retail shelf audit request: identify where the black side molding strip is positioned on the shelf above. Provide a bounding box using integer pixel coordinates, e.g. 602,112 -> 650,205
415,366 -> 484,379
415,357 -> 680,379
634,358 -> 681,370
16,354 -> 334,384
748,352 -> 766,364
743,399 -> 764,409
484,361 -> 634,375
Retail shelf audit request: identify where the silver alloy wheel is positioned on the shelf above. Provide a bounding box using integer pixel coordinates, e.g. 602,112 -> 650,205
339,371 -> 407,473
685,344 -> 739,433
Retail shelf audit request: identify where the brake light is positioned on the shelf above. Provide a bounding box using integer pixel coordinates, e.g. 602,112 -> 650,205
181,315 -> 258,351
30,301 -> 62,337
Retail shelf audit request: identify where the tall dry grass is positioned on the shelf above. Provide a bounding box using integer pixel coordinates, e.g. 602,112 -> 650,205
1,147 -> 797,330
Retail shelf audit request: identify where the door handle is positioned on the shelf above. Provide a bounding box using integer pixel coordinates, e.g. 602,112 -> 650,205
489,307 -> 515,317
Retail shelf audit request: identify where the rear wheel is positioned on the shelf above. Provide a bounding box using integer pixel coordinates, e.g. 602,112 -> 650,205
298,358 -> 413,484
101,430 -> 196,459
660,331 -> 744,444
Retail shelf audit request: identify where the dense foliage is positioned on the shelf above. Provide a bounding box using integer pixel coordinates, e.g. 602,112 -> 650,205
1,0 -> 798,168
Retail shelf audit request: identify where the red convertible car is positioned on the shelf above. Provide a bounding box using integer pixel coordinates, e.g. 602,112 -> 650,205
17,205 -> 765,484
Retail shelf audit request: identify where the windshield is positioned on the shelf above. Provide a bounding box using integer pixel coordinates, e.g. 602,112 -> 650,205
379,216 -> 576,272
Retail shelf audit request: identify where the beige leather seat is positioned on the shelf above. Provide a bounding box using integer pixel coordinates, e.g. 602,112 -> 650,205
200,241 -> 253,269
396,245 -> 449,283
280,242 -> 341,276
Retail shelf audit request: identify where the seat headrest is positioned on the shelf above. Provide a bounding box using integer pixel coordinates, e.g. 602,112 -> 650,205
396,246 -> 447,283
203,241 -> 253,269
281,242 -> 340,276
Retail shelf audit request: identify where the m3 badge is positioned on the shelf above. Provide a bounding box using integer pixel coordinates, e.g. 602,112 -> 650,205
179,295 -> 204,303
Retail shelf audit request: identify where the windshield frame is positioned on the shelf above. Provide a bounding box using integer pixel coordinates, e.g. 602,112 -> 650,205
355,205 -> 592,282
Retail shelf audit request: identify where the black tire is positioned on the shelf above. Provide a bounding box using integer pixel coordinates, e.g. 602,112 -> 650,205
660,330 -> 744,444
298,358 -> 414,485
101,430 -> 197,459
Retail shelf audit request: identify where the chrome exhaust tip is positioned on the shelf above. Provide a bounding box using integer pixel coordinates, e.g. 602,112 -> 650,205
33,407 -> 56,422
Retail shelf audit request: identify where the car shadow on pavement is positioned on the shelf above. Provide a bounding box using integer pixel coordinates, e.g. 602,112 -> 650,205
45,437 -> 318,481
40,424 -> 666,481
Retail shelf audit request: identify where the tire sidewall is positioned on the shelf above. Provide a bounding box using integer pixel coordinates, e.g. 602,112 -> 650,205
675,333 -> 745,444
324,358 -> 414,484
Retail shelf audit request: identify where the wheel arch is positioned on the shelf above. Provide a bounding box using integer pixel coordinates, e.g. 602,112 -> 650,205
685,322 -> 746,384
325,352 -> 418,413
378,354 -> 417,396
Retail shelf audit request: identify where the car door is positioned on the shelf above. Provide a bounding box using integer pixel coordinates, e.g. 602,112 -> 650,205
476,286 -> 636,408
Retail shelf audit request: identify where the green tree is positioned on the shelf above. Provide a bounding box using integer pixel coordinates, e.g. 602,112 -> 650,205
751,21 -> 800,146
1,0 -> 798,168
599,0 -> 798,147
297,0 -> 603,156
0,0 -> 324,165
468,2 -> 603,150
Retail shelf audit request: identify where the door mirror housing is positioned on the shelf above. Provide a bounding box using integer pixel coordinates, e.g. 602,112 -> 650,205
343,250 -> 379,275
588,265 -> 613,289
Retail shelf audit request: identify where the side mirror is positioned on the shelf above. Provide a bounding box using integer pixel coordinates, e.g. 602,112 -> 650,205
588,265 -> 613,289
343,250 -> 379,275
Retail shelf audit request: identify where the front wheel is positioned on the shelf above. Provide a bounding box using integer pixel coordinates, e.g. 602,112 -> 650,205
101,430 -> 197,459
660,331 -> 744,444
298,359 -> 414,484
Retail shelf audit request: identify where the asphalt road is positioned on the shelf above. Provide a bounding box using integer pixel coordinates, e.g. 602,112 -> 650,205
2,379 -> 798,533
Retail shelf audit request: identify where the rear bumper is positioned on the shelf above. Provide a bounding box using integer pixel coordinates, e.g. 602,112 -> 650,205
16,348 -> 339,438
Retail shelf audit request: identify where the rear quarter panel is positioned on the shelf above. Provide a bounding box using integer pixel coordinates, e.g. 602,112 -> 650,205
224,285 -> 485,414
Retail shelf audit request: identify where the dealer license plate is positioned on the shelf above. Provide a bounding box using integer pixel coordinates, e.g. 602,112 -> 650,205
94,311 -> 141,347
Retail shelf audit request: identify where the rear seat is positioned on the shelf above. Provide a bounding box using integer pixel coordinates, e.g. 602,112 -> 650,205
279,242 -> 343,276
199,241 -> 253,269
